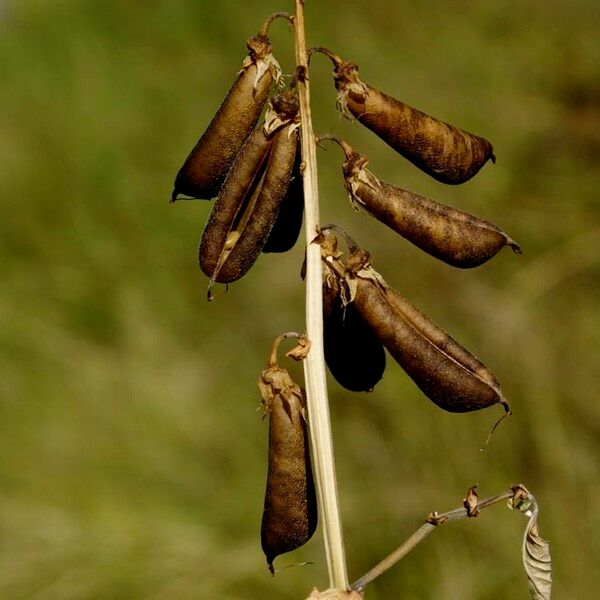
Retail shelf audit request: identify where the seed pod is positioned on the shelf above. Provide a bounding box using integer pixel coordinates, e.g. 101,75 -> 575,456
324,301 -> 386,392
320,136 -> 521,268
199,91 -> 300,288
259,334 -> 317,575
172,14 -> 290,201
320,237 -> 509,413
262,139 -> 304,253
312,48 -> 495,185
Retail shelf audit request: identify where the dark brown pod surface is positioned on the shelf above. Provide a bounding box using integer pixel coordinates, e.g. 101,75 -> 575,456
324,301 -> 386,392
342,150 -> 521,268
333,58 -> 495,184
198,90 -> 300,285
172,34 -> 279,201
198,127 -> 272,279
337,250 -> 508,413
259,365 -> 317,575
263,140 -> 304,253
213,126 -> 297,282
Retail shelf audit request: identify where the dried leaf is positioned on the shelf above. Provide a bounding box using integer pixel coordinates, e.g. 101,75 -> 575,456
508,486 -> 552,600
286,336 -> 311,361
463,484 -> 479,518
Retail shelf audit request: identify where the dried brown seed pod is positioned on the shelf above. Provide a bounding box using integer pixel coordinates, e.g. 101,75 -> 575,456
171,13 -> 291,201
319,233 -> 509,413
259,333 -> 317,575
262,139 -> 304,253
312,48 -> 495,185
199,90 -> 300,290
319,136 -> 521,268
324,301 -> 386,392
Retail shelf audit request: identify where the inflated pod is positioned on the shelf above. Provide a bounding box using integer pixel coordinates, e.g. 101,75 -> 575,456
321,136 -> 521,268
324,301 -> 386,392
172,14 -> 290,201
262,139 -> 304,253
199,91 -> 300,286
259,335 -> 317,575
313,48 -> 495,185
319,239 -> 509,413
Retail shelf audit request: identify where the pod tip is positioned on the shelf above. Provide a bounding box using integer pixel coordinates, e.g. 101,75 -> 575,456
490,152 -> 497,164
508,239 -> 523,255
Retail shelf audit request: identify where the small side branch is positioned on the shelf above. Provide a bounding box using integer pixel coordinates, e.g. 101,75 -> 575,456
351,488 -> 516,593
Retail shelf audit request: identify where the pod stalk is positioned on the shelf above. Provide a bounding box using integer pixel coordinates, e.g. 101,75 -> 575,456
316,134 -> 354,160
259,12 -> 294,37
308,46 -> 343,67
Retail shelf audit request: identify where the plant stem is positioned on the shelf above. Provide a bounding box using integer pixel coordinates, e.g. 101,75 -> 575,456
351,489 -> 516,592
293,0 -> 349,590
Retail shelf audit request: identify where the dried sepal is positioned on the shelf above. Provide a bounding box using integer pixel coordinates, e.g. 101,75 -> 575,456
463,484 -> 480,518
286,335 -> 311,362
263,90 -> 302,136
508,485 -> 552,600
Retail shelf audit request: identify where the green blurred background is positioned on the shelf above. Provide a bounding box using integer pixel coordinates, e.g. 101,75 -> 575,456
1,1 -> 598,598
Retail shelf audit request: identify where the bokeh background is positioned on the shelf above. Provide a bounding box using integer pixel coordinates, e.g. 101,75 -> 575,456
1,1 -> 599,598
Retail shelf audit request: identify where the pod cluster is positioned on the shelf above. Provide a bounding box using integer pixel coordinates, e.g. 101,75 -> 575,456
315,230 -> 510,415
172,16 -> 522,580
171,13 -> 304,295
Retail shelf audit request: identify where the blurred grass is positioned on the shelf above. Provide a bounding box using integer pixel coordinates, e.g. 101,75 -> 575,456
0,0 -> 599,598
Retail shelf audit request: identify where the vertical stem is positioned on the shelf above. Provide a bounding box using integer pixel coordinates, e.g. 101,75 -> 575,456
293,0 -> 349,590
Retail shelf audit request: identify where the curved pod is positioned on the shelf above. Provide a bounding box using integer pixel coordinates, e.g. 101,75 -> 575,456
319,50 -> 495,184
172,30 -> 281,201
340,146 -> 520,268
333,248 -> 509,413
259,365 -> 317,575
199,92 -> 299,285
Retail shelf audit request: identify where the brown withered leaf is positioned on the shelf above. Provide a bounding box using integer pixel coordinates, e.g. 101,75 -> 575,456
305,589 -> 363,600
508,486 -> 552,600
286,336 -> 311,361
463,484 -> 480,517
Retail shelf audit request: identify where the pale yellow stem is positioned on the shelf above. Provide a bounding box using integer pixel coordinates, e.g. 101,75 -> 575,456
293,0 -> 349,590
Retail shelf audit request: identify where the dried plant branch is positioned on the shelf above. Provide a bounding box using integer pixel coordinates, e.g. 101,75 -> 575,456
293,0 -> 348,590
351,488 -> 516,593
